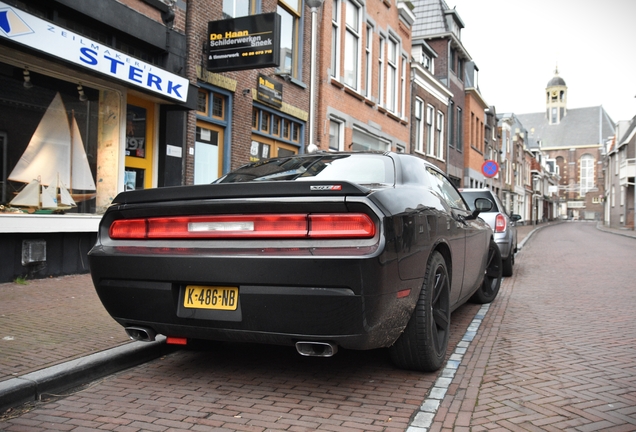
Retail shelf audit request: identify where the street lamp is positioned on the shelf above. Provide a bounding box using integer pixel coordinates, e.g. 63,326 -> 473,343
305,0 -> 324,153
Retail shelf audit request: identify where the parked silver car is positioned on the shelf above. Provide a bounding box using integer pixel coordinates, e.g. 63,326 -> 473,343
459,188 -> 522,276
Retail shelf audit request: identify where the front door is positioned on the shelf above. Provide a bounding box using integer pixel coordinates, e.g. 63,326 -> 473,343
194,122 -> 223,184
124,95 -> 154,190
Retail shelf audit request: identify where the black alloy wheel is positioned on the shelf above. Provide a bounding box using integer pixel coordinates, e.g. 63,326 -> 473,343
470,239 -> 502,304
389,251 -> 451,372
502,250 -> 514,277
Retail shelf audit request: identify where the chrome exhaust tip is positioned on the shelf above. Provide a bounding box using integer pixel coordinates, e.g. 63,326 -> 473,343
125,326 -> 157,342
295,341 -> 338,357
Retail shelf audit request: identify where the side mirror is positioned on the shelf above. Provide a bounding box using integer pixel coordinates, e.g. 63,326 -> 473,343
465,198 -> 493,220
510,214 -> 522,222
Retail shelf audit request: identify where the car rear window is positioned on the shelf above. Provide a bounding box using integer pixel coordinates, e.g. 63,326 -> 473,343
215,154 -> 395,186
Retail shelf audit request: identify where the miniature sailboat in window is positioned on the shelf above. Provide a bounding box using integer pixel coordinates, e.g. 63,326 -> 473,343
8,92 -> 96,210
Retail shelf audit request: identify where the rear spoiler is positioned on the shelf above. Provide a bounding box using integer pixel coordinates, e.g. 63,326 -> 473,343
111,181 -> 371,205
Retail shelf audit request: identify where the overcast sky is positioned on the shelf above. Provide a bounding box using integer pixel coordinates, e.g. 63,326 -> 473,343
447,0 -> 636,123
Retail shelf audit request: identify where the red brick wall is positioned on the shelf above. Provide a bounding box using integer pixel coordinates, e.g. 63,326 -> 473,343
313,0 -> 411,151
184,0 -> 312,181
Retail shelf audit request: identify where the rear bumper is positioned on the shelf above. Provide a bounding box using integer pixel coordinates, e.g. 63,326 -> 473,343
494,233 -> 514,258
89,248 -> 421,350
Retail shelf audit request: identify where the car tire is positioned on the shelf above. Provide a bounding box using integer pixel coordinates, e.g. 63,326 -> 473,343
502,251 -> 514,277
389,251 -> 450,372
470,239 -> 502,304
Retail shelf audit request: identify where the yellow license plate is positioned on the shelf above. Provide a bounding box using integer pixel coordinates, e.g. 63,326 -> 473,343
183,286 -> 239,310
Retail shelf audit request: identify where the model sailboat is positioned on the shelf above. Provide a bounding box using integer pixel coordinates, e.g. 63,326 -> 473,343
8,92 -> 96,210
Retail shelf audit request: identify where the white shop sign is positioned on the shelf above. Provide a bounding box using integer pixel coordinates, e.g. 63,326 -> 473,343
0,2 -> 189,102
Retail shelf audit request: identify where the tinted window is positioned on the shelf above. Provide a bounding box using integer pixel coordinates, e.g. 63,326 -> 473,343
426,167 -> 468,211
215,154 -> 395,186
398,154 -> 431,186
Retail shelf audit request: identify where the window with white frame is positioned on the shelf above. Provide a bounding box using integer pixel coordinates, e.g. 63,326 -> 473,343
329,119 -> 342,151
344,0 -> 361,89
351,128 -> 390,151
579,154 -> 594,196
621,185 -> 625,206
615,149 -> 620,175
386,36 -> 398,112
278,0 -> 302,79
436,111 -> 444,159
331,0 -> 340,78
426,104 -> 434,155
421,49 -> 431,71
365,23 -> 373,97
400,55 -> 407,117
456,106 -> 463,151
378,35 -> 385,106
448,101 -> 454,148
414,98 -> 423,153
223,0 -> 253,18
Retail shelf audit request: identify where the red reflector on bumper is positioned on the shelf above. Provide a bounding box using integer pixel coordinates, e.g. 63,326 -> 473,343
166,337 -> 188,345
397,289 -> 411,299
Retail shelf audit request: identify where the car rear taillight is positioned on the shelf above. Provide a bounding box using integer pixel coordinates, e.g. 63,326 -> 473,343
495,214 -> 507,233
308,214 -> 375,238
109,219 -> 147,239
109,213 -> 376,240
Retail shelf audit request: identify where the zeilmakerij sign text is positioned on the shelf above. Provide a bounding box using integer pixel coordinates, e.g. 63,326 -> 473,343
0,1 -> 189,103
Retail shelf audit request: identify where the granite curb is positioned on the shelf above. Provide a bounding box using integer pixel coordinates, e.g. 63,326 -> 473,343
0,336 -> 174,413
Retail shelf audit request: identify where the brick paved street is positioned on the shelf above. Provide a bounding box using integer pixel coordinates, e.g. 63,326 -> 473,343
1,221 -> 635,431
424,222 -> 636,431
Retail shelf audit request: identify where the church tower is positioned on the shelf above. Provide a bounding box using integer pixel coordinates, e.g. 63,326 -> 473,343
546,67 -> 567,125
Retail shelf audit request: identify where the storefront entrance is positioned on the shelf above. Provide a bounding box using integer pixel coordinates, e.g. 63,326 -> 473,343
194,121 -> 224,184
125,95 -> 155,190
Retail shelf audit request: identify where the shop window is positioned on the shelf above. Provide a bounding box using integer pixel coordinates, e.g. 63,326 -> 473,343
1,65 -> 104,213
253,108 -> 302,144
251,107 -> 302,158
250,141 -> 272,162
250,139 -> 297,161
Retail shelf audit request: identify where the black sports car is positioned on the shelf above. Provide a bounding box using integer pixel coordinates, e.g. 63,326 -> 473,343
88,152 -> 502,371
